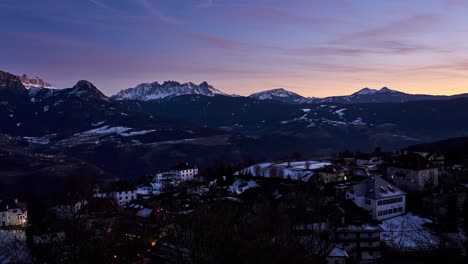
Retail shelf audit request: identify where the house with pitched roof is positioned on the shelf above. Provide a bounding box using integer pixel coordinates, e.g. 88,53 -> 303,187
346,176 -> 406,221
0,198 -> 27,227
93,180 -> 136,206
327,244 -> 348,264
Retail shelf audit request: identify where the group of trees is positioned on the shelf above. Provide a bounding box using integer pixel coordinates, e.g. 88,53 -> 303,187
173,178 -> 333,264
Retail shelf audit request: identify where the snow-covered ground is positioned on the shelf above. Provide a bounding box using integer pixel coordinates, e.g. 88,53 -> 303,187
229,179 -> 259,195
0,230 -> 32,263
380,213 -> 439,251
74,125 -> 132,136
235,160 -> 332,182
334,108 -> 346,119
74,125 -> 157,138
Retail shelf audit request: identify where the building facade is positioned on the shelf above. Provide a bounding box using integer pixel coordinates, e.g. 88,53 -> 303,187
335,224 -> 382,262
387,153 -> 439,192
0,199 -> 27,227
387,166 -> 439,192
346,176 -> 406,221
93,180 -> 137,206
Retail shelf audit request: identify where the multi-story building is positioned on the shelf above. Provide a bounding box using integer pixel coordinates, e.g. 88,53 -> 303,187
387,153 -> 439,192
154,163 -> 198,185
335,224 -> 382,262
93,180 -> 136,206
0,198 -> 27,227
346,176 -> 406,221
171,163 -> 198,182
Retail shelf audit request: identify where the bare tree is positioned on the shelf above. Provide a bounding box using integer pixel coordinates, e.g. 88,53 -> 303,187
269,166 -> 279,178
253,165 -> 262,177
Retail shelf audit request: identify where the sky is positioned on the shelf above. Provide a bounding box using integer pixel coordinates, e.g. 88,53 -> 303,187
1,0 -> 468,97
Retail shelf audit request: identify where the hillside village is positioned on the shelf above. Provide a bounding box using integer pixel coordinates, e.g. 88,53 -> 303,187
1,150 -> 468,263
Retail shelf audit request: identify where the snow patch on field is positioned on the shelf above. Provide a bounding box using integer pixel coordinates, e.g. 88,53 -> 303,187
120,129 -> 156,137
76,125 -> 132,135
350,118 -> 366,125
229,179 -> 259,195
380,213 -> 439,250
0,230 -> 32,263
334,108 -> 346,119
24,136 -> 50,145
235,160 -> 331,181
92,121 -> 106,127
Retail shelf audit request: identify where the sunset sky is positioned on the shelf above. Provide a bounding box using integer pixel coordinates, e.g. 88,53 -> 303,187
2,0 -> 468,97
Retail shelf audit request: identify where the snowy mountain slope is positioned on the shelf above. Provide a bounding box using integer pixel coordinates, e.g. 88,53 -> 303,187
247,87 -> 468,104
18,74 -> 54,89
0,70 -> 220,143
248,88 -> 307,103
112,81 -> 226,101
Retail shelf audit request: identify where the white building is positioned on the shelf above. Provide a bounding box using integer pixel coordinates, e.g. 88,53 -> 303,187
346,176 -> 406,221
93,180 -> 137,207
171,163 -> 198,182
0,199 -> 27,227
387,153 -> 439,192
154,164 -> 198,184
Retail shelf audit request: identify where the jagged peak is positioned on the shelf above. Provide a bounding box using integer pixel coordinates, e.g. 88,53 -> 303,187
112,80 -> 226,101
18,74 -> 54,89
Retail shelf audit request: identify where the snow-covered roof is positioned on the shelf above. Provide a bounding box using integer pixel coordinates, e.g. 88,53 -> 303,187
380,213 -> 439,250
328,245 -> 348,258
234,160 -> 332,182
351,176 -> 405,200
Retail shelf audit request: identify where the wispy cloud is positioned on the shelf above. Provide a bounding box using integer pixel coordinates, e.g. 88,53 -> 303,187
339,13 -> 444,40
318,13 -> 449,56
136,0 -> 184,25
214,5 -> 344,27
88,0 -> 111,10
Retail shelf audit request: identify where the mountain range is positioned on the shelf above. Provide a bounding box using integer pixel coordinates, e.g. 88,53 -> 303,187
14,72 -> 468,104
2,69 -> 468,192
113,80 -> 468,105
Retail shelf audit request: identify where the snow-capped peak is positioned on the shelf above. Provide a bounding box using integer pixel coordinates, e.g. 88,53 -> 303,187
249,88 -> 304,101
112,81 -> 226,101
18,74 -> 55,89
353,87 -> 378,96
